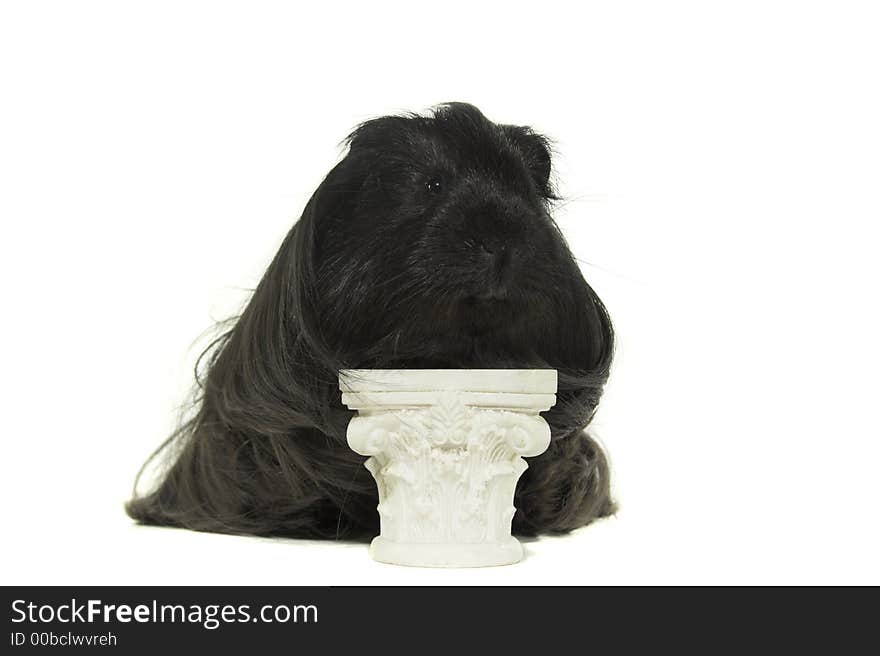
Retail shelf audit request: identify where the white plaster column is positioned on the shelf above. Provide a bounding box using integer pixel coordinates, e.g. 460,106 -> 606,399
339,369 -> 557,567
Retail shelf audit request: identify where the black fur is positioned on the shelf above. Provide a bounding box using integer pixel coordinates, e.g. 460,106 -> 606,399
126,103 -> 615,539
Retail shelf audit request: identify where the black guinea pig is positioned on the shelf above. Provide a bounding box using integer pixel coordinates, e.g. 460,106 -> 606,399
126,102 -> 615,539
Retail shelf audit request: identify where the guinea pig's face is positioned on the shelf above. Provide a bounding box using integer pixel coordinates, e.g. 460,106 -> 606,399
310,103 -> 599,369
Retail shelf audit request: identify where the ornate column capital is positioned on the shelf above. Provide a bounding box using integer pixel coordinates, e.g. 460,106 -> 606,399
340,369 -> 557,567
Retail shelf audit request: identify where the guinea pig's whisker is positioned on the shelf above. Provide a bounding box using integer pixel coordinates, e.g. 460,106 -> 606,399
572,257 -> 641,284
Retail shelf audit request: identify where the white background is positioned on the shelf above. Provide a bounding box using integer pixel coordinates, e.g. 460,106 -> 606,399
1,1 -> 878,585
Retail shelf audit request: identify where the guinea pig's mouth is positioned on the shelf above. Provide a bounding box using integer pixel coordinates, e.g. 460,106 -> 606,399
457,294 -> 519,332
462,294 -> 511,307
470,287 -> 509,302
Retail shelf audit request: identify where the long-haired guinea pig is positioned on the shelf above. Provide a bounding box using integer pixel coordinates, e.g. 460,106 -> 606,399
126,102 -> 615,539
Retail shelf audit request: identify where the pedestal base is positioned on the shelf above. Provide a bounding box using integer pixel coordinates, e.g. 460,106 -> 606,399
369,536 -> 524,568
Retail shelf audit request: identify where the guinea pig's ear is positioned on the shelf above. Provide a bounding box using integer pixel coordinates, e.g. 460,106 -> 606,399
345,115 -> 412,153
503,125 -> 556,199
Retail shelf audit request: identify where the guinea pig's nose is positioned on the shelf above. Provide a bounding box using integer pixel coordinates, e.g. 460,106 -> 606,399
478,242 -> 502,256
477,240 -> 518,273
478,240 -> 507,264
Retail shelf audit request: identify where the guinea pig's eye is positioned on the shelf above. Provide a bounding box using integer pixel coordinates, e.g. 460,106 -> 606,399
425,177 -> 443,194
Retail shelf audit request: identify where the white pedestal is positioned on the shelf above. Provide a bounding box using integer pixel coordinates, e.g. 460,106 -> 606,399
339,369 -> 557,568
